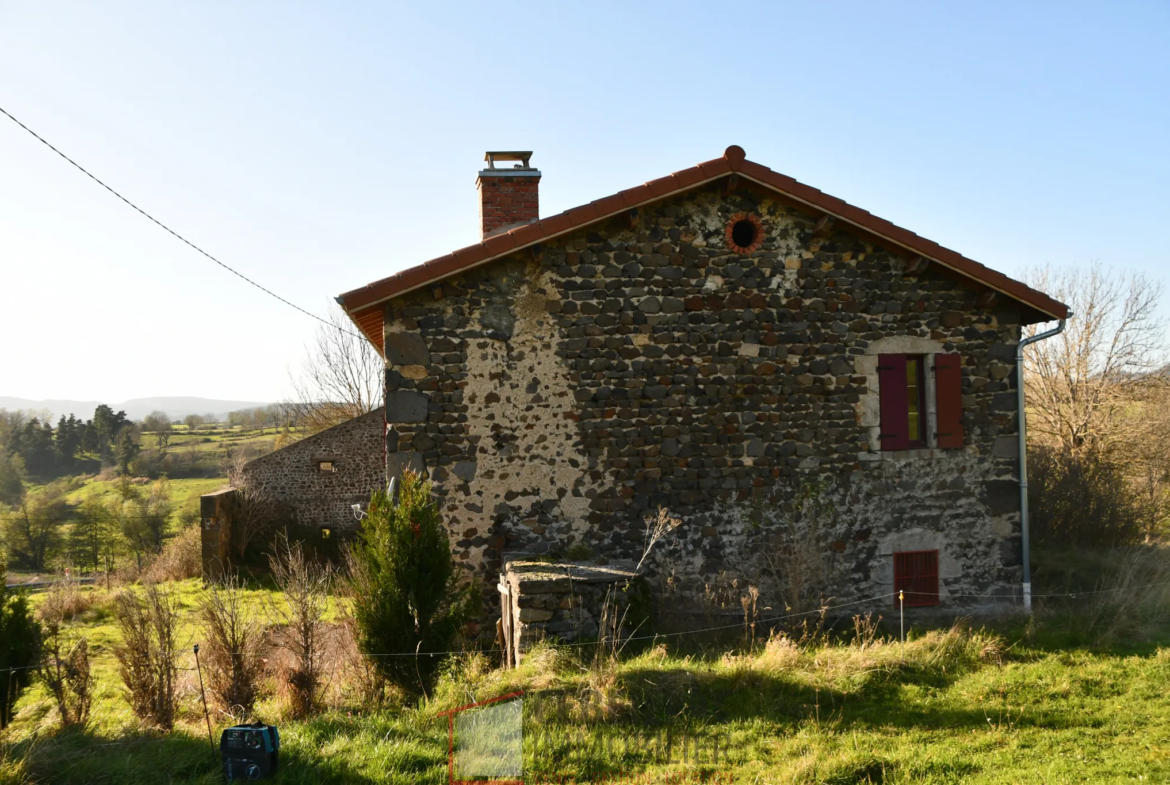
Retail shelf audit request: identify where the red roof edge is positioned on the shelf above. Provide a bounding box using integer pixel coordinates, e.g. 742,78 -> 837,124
340,146 -> 1069,347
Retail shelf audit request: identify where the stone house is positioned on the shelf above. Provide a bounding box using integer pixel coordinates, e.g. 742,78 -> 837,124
216,146 -> 1071,626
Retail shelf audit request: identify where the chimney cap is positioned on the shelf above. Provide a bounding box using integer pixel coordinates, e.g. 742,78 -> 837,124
483,151 -> 535,170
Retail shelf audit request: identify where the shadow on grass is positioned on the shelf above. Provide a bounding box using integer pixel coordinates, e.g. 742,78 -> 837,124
1,718 -> 416,785
5,727 -> 219,785
609,662 -> 1085,733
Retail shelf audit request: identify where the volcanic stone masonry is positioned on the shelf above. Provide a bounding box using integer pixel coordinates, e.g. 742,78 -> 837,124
241,410 -> 386,535
381,184 -> 1025,617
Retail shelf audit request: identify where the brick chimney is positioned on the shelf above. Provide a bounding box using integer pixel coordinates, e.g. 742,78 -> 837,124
477,151 -> 540,239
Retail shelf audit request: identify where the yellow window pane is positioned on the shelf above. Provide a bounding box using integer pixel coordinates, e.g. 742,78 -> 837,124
906,359 -> 922,442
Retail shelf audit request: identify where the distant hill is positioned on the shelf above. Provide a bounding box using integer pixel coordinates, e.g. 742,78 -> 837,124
0,396 -> 273,422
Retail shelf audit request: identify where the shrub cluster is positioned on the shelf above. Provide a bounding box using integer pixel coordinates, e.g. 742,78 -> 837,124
113,584 -> 181,730
1029,445 -> 1145,547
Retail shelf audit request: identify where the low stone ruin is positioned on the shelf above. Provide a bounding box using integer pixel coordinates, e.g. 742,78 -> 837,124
498,559 -> 642,667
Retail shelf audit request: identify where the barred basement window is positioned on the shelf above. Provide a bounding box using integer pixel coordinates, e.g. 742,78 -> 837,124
894,550 -> 939,606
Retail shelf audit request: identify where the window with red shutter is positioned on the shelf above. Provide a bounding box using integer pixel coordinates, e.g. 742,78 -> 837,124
878,354 -> 910,451
934,353 -> 964,448
894,550 -> 939,606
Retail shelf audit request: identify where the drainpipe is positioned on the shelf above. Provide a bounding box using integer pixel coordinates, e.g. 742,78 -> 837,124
1017,316 -> 1068,614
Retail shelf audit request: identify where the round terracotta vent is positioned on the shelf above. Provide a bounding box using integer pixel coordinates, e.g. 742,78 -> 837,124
725,213 -> 764,254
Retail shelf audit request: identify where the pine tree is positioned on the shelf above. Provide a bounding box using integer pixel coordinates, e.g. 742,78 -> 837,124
0,454 -> 24,508
54,415 -> 82,463
348,471 -> 469,694
114,429 -> 139,475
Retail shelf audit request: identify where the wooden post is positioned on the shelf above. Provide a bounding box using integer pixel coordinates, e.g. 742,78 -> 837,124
193,644 -> 216,761
498,577 -> 513,669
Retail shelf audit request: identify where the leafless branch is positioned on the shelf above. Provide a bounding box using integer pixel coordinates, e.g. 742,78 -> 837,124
284,303 -> 382,437
1022,262 -> 1167,453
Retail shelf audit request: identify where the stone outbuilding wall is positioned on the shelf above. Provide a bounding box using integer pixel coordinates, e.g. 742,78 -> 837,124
241,409 -> 386,537
379,184 -> 1027,616
199,487 -> 236,582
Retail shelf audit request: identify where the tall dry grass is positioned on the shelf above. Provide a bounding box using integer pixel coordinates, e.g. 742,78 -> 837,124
197,575 -> 266,720
267,533 -> 332,718
1065,546 -> 1170,643
724,616 -> 1005,686
38,583 -> 93,728
112,584 -> 181,730
142,525 -> 202,584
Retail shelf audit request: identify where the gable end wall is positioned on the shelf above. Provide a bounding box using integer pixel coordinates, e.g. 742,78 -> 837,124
242,409 -> 385,533
381,185 -> 1025,615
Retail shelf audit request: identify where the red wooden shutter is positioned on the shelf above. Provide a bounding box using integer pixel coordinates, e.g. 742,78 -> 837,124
934,353 -> 964,449
894,550 -> 939,606
878,354 -> 910,451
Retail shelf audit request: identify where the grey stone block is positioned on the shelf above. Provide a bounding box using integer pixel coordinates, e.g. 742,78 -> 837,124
983,480 -> 1019,516
992,435 -> 1018,458
386,391 -> 429,422
385,333 -> 431,367
386,451 -> 426,479
453,461 -> 478,482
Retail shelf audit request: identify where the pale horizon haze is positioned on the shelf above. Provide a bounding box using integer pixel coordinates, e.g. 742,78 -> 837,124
2,2 -> 1167,404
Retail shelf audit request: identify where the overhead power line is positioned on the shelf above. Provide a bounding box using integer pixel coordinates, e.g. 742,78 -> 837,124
0,105 -> 359,337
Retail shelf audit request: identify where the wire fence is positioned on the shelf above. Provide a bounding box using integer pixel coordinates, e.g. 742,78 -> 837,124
3,575 -> 1169,766
4,576 -> 1169,673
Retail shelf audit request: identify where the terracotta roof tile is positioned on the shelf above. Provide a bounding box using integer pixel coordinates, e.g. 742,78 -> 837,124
536,212 -> 574,236
644,175 -> 678,199
507,222 -> 545,247
565,203 -> 601,224
590,192 -> 629,217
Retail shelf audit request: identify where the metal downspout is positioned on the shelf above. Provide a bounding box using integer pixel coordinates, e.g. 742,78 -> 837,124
1017,317 -> 1068,613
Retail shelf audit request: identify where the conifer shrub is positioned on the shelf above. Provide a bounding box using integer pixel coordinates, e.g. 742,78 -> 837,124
0,562 -> 41,730
347,470 -> 469,696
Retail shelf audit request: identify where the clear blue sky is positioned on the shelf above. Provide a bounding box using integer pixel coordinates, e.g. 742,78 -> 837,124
2,1 -> 1166,404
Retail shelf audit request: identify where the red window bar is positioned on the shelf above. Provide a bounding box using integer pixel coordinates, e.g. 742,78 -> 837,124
894,550 -> 939,607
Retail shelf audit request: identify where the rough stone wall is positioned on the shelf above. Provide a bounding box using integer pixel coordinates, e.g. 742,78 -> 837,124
382,183 -> 1026,615
200,487 -> 235,580
242,410 -> 385,534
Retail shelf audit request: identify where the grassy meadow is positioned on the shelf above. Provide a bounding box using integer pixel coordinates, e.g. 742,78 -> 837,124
2,548 -> 1170,784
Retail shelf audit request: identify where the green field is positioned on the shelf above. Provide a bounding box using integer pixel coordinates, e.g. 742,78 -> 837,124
5,425 -> 291,581
2,556 -> 1169,784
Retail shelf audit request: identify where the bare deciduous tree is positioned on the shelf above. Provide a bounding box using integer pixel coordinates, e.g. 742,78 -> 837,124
39,588 -> 93,728
285,303 -> 382,437
1113,385 -> 1170,540
198,574 -> 266,719
1022,262 -> 1166,453
141,411 -> 172,449
113,584 -> 181,730
267,533 -> 332,718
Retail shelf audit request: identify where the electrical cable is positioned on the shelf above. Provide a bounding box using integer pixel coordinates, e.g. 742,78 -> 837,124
0,105 -> 360,338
